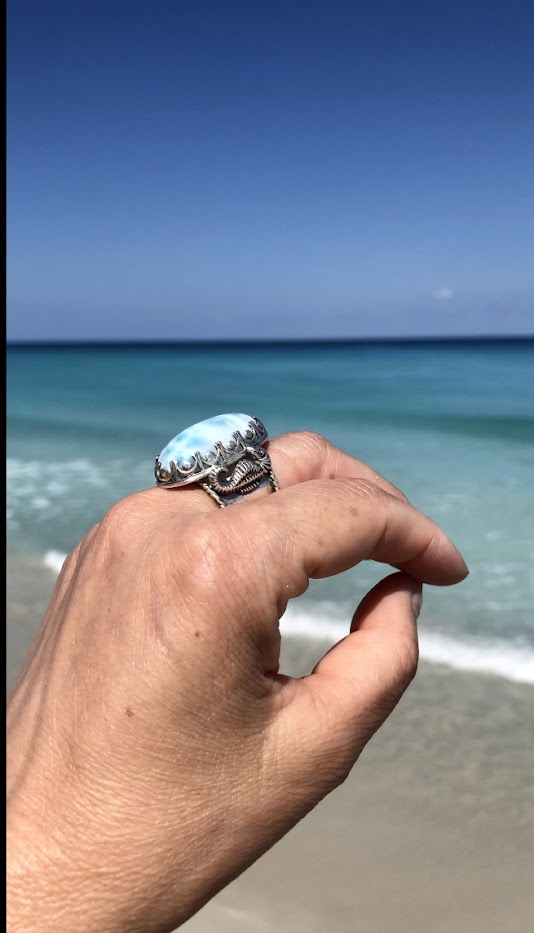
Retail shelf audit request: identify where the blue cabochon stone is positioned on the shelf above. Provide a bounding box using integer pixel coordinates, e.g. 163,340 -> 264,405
156,413 -> 267,485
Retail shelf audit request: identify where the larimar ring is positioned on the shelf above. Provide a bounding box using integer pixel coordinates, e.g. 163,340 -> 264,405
155,413 -> 279,507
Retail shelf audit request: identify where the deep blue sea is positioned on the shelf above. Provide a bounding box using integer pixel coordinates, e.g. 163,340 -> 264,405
7,340 -> 534,684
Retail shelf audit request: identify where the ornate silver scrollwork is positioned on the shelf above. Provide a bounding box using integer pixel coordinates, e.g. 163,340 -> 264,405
155,416 -> 269,489
200,446 -> 278,506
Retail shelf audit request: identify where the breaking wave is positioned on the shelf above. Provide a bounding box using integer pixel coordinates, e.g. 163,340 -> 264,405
39,555 -> 534,686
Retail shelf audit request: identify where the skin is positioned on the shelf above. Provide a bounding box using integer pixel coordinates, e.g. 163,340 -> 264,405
7,431 -> 468,933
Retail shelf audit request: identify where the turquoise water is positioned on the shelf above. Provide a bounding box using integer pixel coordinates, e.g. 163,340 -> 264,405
7,341 -> 534,682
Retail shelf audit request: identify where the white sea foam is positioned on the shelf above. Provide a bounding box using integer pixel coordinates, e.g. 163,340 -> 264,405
43,550 -> 67,574
281,605 -> 534,686
7,458 -> 104,486
36,555 -> 534,686
417,631 -> 534,685
7,457 -> 152,496
6,457 -> 152,527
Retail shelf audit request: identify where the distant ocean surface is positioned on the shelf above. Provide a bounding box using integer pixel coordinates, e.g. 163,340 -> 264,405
7,340 -> 534,684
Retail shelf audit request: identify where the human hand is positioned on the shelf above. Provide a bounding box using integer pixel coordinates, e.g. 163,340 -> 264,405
7,432 -> 468,933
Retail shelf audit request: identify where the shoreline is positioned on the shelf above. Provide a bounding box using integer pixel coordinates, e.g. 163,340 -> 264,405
7,553 -> 534,688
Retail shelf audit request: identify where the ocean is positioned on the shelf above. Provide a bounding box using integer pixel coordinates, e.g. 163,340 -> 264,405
7,340 -> 534,685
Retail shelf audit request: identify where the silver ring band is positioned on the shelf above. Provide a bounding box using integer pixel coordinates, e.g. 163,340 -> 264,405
155,413 -> 279,507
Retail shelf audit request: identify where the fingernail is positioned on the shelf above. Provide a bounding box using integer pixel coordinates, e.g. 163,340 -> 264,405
458,554 -> 470,577
411,588 -> 423,620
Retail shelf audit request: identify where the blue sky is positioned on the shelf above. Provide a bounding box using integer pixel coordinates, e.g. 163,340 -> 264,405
7,0 -> 534,339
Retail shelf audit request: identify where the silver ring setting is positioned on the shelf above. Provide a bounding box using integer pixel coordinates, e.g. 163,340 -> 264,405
155,413 -> 279,507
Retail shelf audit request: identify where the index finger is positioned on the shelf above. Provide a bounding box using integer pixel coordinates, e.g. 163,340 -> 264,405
239,477 -> 468,594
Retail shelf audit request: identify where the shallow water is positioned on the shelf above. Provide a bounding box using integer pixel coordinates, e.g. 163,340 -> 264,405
7,340 -> 534,683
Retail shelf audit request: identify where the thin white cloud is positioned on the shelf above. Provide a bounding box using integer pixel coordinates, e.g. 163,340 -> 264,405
432,287 -> 455,301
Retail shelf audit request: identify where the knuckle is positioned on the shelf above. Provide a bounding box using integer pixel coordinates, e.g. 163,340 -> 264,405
60,544 -> 81,576
388,635 -> 419,695
340,476 -> 391,505
398,636 -> 420,686
100,493 -> 151,539
383,634 -> 419,694
290,430 -> 330,456
386,481 -> 409,504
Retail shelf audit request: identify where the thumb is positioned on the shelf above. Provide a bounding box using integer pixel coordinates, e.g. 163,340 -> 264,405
279,573 -> 422,791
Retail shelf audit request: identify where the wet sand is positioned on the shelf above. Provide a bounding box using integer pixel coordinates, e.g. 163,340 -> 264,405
7,559 -> 534,932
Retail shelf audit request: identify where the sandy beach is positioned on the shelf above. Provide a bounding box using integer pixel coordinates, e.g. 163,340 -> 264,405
188,655 -> 534,933
7,557 -> 534,933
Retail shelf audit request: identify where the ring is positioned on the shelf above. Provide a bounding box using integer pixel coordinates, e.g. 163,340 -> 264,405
155,413 -> 279,507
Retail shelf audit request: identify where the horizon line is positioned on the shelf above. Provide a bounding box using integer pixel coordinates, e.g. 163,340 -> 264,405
6,334 -> 534,348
